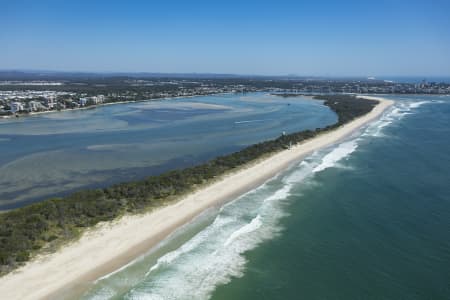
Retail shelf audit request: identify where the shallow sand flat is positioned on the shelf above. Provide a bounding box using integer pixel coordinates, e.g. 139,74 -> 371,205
0,96 -> 393,300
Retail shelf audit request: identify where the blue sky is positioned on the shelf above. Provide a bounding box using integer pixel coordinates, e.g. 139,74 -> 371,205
2,0 -> 450,76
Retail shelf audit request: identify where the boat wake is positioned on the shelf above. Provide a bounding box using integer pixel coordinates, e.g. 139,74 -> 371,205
234,119 -> 269,124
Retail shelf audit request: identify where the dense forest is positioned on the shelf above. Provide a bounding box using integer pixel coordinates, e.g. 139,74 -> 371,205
0,94 -> 377,275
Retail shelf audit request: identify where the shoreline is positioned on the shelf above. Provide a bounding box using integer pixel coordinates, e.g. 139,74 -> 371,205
0,92 -> 234,119
0,96 -> 394,299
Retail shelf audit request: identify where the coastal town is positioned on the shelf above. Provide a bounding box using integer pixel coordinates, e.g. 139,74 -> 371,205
0,78 -> 254,117
1,75 -> 449,117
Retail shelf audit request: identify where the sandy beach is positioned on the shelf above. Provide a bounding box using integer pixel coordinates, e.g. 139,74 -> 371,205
0,96 -> 393,300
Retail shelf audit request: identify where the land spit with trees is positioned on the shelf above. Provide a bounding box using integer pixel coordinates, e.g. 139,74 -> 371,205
0,94 -> 377,275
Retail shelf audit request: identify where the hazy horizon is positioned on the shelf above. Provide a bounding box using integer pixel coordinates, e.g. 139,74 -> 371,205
1,69 -> 450,81
2,0 -> 450,76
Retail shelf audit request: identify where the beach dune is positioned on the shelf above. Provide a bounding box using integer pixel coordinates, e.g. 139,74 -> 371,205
0,96 -> 393,300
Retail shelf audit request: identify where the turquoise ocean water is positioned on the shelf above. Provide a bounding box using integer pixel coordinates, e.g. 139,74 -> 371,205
80,94 -> 450,300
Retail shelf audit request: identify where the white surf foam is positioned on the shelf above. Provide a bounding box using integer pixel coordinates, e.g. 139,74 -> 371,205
409,100 -> 432,109
224,215 -> 262,247
119,136 -> 367,299
86,140 -> 365,300
144,214 -> 235,277
362,98 -> 443,138
284,160 -> 317,184
120,174 -> 292,300
84,135 -> 367,300
313,140 -> 358,173
96,256 -> 145,283
362,107 -> 396,137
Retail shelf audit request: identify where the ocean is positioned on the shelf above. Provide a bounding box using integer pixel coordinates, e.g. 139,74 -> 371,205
80,94 -> 450,299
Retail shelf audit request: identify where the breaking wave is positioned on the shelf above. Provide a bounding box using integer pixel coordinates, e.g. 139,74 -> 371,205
363,98 -> 442,137
313,140 -> 358,173
224,215 -> 262,247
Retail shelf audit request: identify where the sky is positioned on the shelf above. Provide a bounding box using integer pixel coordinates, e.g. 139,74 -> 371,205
1,0 -> 450,76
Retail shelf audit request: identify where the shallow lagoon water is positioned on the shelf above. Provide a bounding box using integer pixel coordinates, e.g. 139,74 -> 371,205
0,93 -> 336,209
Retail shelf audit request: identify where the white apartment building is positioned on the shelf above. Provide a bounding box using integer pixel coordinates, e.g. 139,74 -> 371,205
10,102 -> 24,113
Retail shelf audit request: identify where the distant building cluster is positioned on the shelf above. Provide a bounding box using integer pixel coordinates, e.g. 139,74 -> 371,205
276,79 -> 450,95
0,81 -> 63,86
79,95 -> 105,106
0,90 -> 106,115
0,77 -> 448,117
